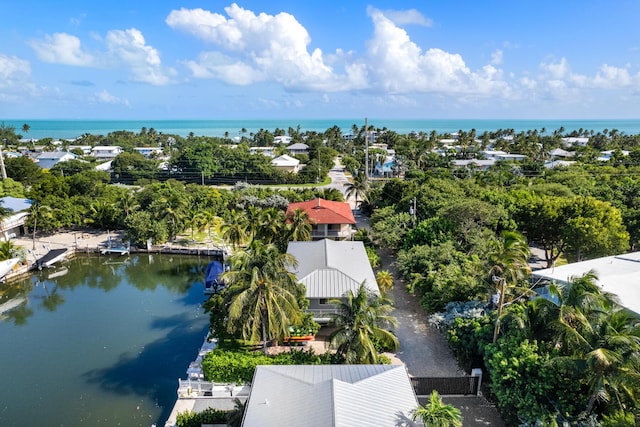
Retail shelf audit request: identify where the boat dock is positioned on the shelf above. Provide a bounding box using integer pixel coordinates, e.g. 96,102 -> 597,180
163,336 -> 249,427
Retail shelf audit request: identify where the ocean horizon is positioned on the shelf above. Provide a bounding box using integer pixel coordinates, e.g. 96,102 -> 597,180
3,118 -> 640,140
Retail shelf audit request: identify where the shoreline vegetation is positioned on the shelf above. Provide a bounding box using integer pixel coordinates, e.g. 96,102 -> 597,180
2,120 -> 640,426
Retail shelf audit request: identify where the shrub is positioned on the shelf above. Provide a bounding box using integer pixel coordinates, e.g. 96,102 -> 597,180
176,408 -> 228,427
202,349 -> 333,383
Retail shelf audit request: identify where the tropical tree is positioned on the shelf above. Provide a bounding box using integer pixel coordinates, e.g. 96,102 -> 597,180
222,242 -> 303,354
375,269 -> 394,295
0,240 -> 22,261
345,173 -> 369,209
221,210 -> 249,250
488,230 -> 531,342
185,208 -> 206,241
328,282 -> 398,364
286,208 -> 312,242
27,201 -> 52,250
412,390 -> 463,427
549,273 -> 640,416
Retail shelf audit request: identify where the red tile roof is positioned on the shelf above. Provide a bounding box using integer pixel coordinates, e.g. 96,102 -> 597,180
286,198 -> 356,225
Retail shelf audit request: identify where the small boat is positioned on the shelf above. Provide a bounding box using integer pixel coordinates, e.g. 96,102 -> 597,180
204,260 -> 225,294
35,248 -> 68,270
0,258 -> 21,281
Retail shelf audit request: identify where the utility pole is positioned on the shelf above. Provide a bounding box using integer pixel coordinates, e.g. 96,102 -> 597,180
364,117 -> 369,179
410,197 -> 416,228
0,139 -> 7,179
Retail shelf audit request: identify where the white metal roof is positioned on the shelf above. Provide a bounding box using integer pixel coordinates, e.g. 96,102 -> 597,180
271,154 -> 300,166
242,365 -> 421,427
532,251 -> 640,315
287,239 -> 379,298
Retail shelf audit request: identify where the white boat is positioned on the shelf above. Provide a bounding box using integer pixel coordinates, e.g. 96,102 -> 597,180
0,258 -> 21,281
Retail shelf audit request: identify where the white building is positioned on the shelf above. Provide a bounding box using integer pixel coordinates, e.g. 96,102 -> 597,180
92,146 -> 123,160
532,251 -> 640,316
242,365 -> 421,427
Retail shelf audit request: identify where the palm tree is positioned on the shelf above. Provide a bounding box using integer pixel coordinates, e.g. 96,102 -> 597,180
412,390 -> 463,427
548,272 -> 640,415
185,209 -> 206,241
328,282 -> 398,364
255,207 -> 286,245
222,242 -> 303,354
345,173 -> 369,209
375,270 -> 394,295
488,231 -> 531,342
221,210 -> 249,250
28,201 -> 52,250
117,191 -> 139,221
286,208 -> 312,242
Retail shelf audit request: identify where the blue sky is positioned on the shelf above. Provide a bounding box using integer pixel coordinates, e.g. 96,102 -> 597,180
1,1 -> 639,120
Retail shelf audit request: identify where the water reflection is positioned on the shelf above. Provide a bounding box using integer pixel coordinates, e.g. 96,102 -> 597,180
0,253 -> 214,325
83,312 -> 207,423
0,253 -> 211,427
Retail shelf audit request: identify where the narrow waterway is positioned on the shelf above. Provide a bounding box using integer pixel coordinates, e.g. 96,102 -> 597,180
0,254 -> 212,427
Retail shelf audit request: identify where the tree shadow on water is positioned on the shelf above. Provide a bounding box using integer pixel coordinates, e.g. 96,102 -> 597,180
82,315 -> 208,425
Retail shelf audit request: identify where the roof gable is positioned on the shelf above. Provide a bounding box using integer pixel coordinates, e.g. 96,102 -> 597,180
287,239 -> 379,297
242,365 -> 421,427
287,198 -> 355,225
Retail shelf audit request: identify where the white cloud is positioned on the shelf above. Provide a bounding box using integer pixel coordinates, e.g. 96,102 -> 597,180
0,54 -> 30,80
105,28 -> 175,85
91,89 -> 129,106
365,8 -> 510,97
491,49 -> 503,65
29,29 -> 174,86
30,33 -> 94,66
377,8 -> 432,27
167,3 -> 367,91
536,58 -> 640,97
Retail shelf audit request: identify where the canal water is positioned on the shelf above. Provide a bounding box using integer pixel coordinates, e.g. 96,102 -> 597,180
0,253 -> 213,427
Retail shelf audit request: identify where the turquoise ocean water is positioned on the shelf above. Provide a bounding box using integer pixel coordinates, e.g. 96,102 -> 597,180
3,118 -> 640,140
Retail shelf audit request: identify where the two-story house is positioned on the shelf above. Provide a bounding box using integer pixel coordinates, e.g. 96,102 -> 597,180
286,198 -> 355,240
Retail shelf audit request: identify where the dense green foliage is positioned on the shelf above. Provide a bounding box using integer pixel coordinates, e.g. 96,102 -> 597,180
176,408 -> 229,427
201,349 -> 332,383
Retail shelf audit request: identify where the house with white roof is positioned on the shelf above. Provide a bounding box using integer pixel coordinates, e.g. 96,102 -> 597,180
133,146 -> 163,158
598,150 -> 629,162
274,135 -> 292,144
561,137 -> 589,147
68,145 -> 92,155
532,251 -> 640,316
249,146 -> 275,157
287,239 -> 379,323
286,142 -> 309,155
543,160 -> 576,169
452,159 -> 495,171
482,150 -> 527,162
548,148 -> 575,159
34,151 -> 76,169
91,146 -> 123,160
242,365 -> 422,427
271,154 -> 300,173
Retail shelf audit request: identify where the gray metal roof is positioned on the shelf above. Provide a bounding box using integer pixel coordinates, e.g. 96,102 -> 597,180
242,365 -> 422,427
532,251 -> 640,315
287,239 -> 379,297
